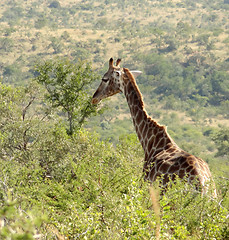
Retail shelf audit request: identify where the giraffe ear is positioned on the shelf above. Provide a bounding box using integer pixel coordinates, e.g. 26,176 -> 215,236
130,70 -> 142,78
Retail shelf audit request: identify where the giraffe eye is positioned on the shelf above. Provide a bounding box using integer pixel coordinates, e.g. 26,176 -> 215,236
102,78 -> 109,82
116,72 -> 120,77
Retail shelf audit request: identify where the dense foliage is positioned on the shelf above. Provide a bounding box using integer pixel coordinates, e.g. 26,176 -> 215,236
0,73 -> 229,239
34,58 -> 98,134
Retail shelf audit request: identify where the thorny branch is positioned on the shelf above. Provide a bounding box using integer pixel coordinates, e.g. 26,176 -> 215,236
22,96 -> 35,121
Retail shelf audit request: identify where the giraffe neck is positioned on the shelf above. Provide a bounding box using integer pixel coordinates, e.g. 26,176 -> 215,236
122,68 -> 174,159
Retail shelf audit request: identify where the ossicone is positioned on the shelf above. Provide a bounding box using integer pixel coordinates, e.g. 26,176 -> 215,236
109,58 -> 113,67
116,58 -> 121,67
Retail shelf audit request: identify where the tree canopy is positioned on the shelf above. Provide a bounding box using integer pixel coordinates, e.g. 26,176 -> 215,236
34,58 -> 98,135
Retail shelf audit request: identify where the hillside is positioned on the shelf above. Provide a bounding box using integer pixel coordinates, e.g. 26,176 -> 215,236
1,0 -> 228,126
0,0 -> 228,79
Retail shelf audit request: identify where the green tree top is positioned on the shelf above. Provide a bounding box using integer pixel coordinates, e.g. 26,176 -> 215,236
34,58 -> 98,135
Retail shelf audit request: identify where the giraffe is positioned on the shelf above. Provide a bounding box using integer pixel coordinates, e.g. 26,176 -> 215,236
92,58 -> 216,196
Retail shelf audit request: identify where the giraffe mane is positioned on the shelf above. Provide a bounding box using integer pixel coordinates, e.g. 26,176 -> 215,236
123,68 -> 144,107
123,68 -> 173,136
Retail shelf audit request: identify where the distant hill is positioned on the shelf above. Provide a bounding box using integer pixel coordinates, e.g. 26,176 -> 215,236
0,0 -> 228,83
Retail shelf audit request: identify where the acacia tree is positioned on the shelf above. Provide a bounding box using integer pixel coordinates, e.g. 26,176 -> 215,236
34,58 -> 98,135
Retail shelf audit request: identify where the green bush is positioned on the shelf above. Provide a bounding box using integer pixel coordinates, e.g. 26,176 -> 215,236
0,80 -> 228,238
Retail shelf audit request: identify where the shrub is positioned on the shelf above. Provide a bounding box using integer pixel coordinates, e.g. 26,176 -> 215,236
48,1 -> 61,9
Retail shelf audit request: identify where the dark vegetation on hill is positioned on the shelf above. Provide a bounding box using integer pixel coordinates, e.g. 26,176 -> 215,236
0,0 -> 228,238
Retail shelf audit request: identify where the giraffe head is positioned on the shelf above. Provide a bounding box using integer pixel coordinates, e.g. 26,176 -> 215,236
92,58 -> 141,104
92,58 -> 123,104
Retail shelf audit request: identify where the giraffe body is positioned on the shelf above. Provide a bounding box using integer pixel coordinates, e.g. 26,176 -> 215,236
92,58 -> 216,196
